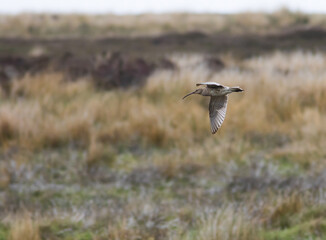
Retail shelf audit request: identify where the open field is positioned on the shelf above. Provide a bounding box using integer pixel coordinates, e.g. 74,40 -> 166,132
1,51 -> 326,239
1,12 -> 326,240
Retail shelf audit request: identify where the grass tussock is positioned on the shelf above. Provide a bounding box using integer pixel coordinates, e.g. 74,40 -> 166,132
8,215 -> 40,240
0,114 -> 16,144
262,193 -> 304,228
196,207 -> 262,240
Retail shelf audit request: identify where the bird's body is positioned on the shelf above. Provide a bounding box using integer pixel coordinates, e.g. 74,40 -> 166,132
183,82 -> 243,134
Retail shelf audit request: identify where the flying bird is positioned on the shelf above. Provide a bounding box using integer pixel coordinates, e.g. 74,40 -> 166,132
183,82 -> 244,134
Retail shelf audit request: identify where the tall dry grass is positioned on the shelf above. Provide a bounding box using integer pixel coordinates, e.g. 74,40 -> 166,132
7,214 -> 40,240
194,206 -> 262,240
0,51 -> 326,158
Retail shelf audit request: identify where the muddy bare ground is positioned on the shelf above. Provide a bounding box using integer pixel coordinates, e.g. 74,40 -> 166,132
1,27 -> 326,58
1,27 -> 326,91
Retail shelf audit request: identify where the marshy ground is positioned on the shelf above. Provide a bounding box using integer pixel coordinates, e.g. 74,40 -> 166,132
1,12 -> 326,240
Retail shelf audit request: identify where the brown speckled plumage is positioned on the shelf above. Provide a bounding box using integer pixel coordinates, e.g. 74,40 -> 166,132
183,82 -> 244,134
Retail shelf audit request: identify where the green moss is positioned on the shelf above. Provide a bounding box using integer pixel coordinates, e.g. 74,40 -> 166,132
72,231 -> 93,240
264,220 -> 326,240
274,156 -> 300,175
106,187 -> 131,199
40,221 -> 96,240
113,152 -> 139,171
300,206 -> 326,222
181,229 -> 199,240
0,224 -> 9,240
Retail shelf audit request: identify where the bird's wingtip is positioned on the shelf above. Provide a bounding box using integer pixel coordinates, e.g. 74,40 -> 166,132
211,128 -> 218,134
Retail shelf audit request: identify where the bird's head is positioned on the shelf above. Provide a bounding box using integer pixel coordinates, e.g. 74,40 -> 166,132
182,88 -> 203,99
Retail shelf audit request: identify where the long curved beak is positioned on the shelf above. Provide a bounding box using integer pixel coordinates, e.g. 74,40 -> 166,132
182,91 -> 196,99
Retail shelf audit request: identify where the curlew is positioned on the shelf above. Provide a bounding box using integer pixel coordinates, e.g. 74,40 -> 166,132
183,82 -> 244,134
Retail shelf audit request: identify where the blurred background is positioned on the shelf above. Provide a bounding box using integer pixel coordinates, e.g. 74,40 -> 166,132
1,1 -> 326,240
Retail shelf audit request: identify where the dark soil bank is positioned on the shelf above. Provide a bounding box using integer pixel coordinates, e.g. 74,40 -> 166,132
1,27 -> 326,91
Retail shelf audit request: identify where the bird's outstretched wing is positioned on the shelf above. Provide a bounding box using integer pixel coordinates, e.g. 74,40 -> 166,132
209,96 -> 228,134
196,82 -> 224,88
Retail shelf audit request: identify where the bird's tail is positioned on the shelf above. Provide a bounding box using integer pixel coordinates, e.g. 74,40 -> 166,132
230,87 -> 244,92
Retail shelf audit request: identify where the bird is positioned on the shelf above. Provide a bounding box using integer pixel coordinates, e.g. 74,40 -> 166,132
183,82 -> 244,134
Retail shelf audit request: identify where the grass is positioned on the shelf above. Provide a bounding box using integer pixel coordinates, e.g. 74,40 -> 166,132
0,10 -> 325,38
1,51 -> 326,239
8,214 -> 40,240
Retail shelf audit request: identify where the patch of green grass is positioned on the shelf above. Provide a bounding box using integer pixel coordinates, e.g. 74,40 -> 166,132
11,186 -> 125,210
0,224 -> 9,240
263,204 -> 326,239
274,153 -> 316,171
106,187 -> 132,199
113,152 -> 139,171
273,156 -> 303,176
181,228 -> 199,240
300,206 -> 326,222
264,220 -> 326,240
40,221 -> 96,240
